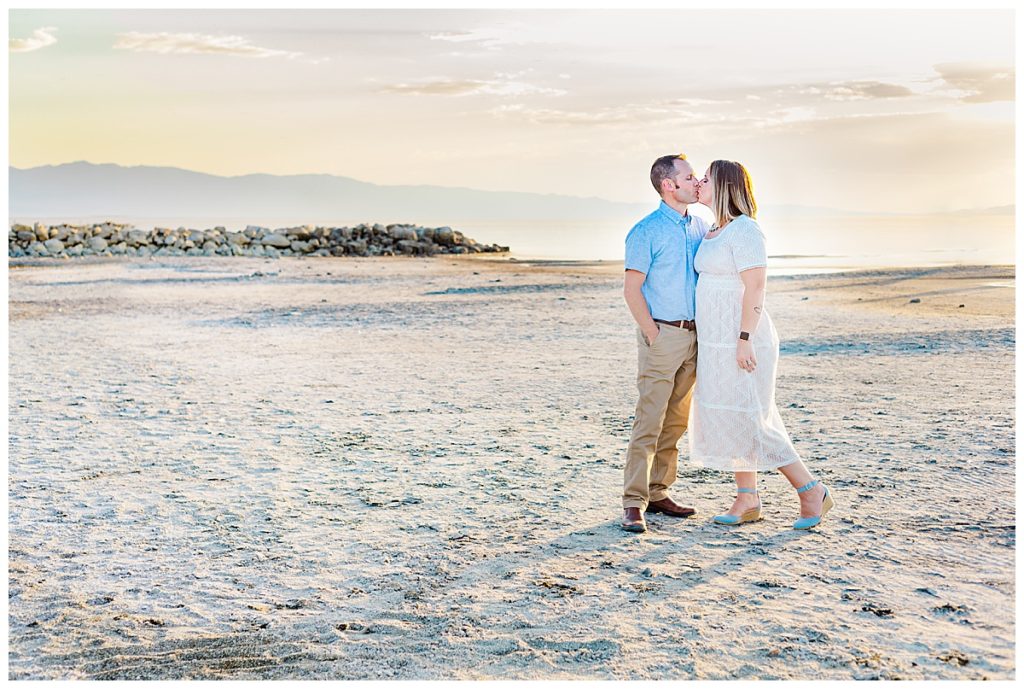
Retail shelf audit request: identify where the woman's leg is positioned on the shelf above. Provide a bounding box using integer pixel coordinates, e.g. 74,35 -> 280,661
724,470 -> 759,516
777,460 -> 827,518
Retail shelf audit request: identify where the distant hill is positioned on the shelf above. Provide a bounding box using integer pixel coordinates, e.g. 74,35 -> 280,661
9,161 -> 652,226
10,162 -> 1011,230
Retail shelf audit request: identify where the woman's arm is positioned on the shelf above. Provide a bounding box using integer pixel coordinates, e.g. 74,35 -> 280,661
736,266 -> 766,372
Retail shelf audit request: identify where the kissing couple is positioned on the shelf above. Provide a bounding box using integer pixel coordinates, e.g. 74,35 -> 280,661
620,153 -> 836,533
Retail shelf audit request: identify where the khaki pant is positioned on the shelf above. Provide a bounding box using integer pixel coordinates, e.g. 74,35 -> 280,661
622,323 -> 698,510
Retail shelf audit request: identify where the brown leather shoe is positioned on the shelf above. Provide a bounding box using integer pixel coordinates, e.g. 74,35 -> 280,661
645,497 -> 697,518
621,507 -> 647,532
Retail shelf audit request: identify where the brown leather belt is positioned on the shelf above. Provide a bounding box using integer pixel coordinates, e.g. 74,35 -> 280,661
654,318 -> 696,331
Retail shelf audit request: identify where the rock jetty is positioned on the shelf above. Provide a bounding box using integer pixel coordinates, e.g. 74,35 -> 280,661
8,222 -> 509,259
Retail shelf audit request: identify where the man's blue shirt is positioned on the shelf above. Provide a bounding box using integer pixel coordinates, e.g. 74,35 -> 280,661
624,201 -> 709,322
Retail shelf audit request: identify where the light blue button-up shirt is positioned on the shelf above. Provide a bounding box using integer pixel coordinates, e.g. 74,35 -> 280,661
624,201 -> 709,322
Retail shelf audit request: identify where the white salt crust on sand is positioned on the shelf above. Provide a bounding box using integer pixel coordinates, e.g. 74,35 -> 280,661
7,256 -> 1015,680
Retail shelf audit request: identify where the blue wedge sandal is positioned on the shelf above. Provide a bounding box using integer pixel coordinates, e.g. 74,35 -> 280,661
793,479 -> 834,530
712,487 -> 762,525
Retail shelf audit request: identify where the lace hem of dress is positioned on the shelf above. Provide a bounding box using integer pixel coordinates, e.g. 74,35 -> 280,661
690,452 -> 800,472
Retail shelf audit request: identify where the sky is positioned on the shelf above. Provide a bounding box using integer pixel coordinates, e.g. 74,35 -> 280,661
8,8 -> 1016,213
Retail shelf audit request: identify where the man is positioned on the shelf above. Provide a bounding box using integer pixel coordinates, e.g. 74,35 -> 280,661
621,153 -> 709,533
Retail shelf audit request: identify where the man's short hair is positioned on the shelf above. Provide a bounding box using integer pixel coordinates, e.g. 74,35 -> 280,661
650,154 -> 687,194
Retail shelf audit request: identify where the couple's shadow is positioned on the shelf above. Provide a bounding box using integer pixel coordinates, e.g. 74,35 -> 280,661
519,510 -> 806,589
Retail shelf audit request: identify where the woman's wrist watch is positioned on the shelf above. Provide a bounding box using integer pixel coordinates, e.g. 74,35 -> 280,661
738,331 -> 750,340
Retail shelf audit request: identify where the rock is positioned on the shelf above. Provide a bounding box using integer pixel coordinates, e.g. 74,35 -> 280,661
909,298 -> 921,304
261,233 -> 291,248
861,602 -> 894,617
937,650 -> 969,666
10,221 -> 504,260
435,227 -> 455,245
127,229 -> 148,246
390,226 -> 417,241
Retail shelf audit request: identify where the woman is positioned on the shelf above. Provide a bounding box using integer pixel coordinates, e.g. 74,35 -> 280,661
689,160 -> 834,529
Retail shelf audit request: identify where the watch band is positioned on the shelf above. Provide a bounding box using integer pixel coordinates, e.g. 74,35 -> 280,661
739,331 -> 750,340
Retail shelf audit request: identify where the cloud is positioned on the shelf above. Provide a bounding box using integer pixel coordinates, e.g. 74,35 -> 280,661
10,26 -> 58,53
791,80 -> 915,102
113,31 -> 319,62
933,62 -> 1014,103
427,26 -> 529,51
492,101 -> 708,126
816,81 -> 915,101
380,75 -> 566,98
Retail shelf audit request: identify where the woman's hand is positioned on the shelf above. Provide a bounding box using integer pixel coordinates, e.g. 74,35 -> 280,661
737,339 -> 756,373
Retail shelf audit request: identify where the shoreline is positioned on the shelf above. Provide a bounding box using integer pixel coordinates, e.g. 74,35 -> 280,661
9,253 -> 1015,274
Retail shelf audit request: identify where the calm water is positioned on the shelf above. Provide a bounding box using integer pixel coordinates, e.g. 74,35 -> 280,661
453,213 -> 1016,271
13,212 -> 1014,273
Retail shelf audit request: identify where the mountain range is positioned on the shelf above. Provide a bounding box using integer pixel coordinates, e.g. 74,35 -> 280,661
9,162 -> 1013,228
9,161 -> 649,226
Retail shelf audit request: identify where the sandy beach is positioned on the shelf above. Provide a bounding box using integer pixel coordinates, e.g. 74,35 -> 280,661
7,256 -> 1015,680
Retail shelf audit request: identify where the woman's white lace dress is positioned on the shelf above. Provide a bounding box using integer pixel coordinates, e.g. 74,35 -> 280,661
688,215 -> 800,471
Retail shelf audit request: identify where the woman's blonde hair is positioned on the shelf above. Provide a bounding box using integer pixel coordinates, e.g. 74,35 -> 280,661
709,160 -> 757,228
